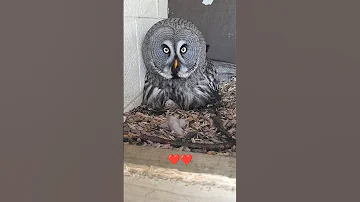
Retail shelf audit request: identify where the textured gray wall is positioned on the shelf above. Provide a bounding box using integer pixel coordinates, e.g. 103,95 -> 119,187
168,0 -> 236,64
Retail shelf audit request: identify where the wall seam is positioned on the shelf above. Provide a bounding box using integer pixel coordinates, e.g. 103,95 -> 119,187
134,20 -> 143,95
157,0 -> 160,17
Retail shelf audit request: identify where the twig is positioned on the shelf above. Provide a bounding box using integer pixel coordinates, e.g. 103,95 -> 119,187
133,133 -> 235,152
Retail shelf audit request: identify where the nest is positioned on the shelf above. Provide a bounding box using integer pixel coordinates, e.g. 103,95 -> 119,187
123,79 -> 236,157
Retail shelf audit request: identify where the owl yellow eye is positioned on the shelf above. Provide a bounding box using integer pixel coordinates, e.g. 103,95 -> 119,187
163,47 -> 170,54
180,46 -> 187,53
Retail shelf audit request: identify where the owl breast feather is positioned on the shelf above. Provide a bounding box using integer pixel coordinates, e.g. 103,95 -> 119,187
143,59 -> 220,110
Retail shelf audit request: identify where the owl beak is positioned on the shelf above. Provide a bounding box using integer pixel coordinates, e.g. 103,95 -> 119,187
173,59 -> 178,69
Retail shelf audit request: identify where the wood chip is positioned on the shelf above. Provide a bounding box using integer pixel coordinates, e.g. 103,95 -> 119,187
123,80 -> 237,156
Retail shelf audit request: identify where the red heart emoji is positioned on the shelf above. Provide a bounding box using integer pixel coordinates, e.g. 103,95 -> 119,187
168,154 -> 179,165
180,154 -> 192,165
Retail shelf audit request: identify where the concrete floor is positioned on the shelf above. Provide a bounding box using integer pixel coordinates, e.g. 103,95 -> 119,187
124,163 -> 236,202
123,145 -> 236,202
124,174 -> 236,202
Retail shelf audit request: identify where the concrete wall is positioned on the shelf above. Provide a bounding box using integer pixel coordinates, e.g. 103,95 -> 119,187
124,0 -> 168,112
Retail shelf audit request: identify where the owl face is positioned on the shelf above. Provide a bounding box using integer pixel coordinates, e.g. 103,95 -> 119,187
142,19 -> 207,80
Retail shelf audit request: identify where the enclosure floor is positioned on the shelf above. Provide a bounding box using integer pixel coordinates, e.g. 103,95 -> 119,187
124,174 -> 236,202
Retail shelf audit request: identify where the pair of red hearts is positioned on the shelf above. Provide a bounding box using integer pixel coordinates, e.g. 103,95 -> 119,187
168,154 -> 192,165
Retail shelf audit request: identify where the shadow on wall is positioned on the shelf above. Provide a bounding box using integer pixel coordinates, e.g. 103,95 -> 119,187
168,0 -> 236,64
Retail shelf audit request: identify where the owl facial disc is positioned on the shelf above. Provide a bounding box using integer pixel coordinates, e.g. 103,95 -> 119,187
142,18 -> 207,80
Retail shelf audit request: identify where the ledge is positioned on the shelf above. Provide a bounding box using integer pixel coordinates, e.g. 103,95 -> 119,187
124,144 -> 236,178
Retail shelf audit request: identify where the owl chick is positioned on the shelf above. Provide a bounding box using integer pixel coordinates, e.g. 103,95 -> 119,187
141,18 -> 221,110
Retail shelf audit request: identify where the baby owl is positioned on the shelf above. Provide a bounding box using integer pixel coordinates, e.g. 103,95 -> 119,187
141,18 -> 220,110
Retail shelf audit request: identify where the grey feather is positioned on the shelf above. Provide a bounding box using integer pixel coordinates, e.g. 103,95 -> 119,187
210,59 -> 236,82
141,18 -> 235,110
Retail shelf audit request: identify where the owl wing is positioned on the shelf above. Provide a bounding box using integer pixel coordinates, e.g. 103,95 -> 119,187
208,59 -> 236,83
142,72 -> 169,110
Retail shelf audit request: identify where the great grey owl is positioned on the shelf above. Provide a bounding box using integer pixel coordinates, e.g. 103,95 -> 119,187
141,18 -> 232,110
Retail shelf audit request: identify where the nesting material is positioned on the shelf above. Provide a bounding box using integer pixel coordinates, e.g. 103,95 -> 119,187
167,116 -> 186,138
123,79 -> 236,157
